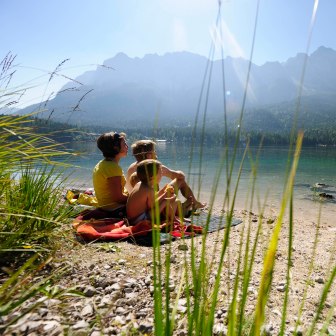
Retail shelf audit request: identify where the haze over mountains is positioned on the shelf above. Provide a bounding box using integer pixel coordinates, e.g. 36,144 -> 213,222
19,46 -> 336,130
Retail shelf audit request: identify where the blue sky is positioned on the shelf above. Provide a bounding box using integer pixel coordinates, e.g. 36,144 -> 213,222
1,0 -> 335,107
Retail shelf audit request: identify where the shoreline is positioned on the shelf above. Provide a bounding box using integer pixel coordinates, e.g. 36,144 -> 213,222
3,198 -> 336,336
3,202 -> 336,334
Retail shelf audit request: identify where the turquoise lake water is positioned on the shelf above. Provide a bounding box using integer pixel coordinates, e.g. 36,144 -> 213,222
64,142 -> 336,216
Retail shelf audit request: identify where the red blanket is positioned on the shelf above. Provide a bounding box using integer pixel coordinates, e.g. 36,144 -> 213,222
73,209 -> 203,242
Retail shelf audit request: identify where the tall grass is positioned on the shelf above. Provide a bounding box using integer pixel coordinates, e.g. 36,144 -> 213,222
150,0 -> 335,335
0,55 -> 79,331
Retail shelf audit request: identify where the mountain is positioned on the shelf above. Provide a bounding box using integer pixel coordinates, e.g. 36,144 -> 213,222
18,46 -> 336,129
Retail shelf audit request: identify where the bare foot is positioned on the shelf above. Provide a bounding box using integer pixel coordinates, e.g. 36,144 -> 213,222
193,200 -> 206,210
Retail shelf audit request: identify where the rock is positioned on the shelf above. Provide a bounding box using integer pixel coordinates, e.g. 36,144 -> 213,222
113,315 -> 126,325
125,292 -> 138,299
73,320 -> 90,330
170,256 -> 177,263
138,321 -> 153,333
125,278 -> 137,287
115,306 -> 126,314
116,270 -> 127,277
319,192 -> 334,199
315,276 -> 325,284
81,304 -> 94,316
276,284 -> 286,292
118,259 -> 126,265
83,285 -> 97,297
90,331 -> 101,336
177,305 -> 188,313
136,309 -> 149,318
43,321 -> 63,334
111,283 -> 122,291
126,312 -> 135,322
263,324 -> 274,335
178,244 -> 188,251
213,323 -> 227,335
99,295 -> 112,307
178,298 -> 187,306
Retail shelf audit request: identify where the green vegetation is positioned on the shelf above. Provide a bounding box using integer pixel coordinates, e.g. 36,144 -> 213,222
0,56 -> 80,331
1,3 -> 335,334
7,116 -> 335,146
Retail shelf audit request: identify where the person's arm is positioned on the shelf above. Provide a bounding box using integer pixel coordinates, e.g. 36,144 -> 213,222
161,165 -> 185,180
106,176 -> 128,204
126,163 -> 137,192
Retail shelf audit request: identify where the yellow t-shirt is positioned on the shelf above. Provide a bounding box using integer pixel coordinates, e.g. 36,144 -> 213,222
92,160 -> 128,211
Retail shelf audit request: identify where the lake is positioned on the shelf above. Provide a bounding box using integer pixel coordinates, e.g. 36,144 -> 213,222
64,142 -> 336,222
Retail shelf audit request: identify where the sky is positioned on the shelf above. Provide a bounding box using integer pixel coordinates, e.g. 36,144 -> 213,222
1,0 -> 335,108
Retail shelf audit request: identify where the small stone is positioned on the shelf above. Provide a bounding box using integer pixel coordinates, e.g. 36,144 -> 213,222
111,283 -> 122,291
125,278 -> 137,287
263,324 -> 274,335
116,270 -> 127,276
168,283 -> 175,291
272,309 -> 281,316
118,259 -> 126,265
178,244 -> 188,251
315,277 -> 324,284
126,312 -> 135,322
90,331 -> 101,336
145,276 -> 152,285
125,292 -> 137,299
115,306 -> 126,314
213,323 -> 227,335
177,305 -> 188,313
178,298 -> 187,306
73,320 -> 89,330
138,322 -> 153,333
83,285 -> 97,297
81,304 -> 94,316
113,315 -> 126,325
136,309 -> 149,318
276,284 -> 286,292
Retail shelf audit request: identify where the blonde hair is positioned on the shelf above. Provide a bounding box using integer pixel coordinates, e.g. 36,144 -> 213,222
131,140 -> 156,162
136,159 -> 162,184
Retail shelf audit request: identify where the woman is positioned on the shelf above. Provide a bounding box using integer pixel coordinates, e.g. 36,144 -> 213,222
92,132 -> 129,218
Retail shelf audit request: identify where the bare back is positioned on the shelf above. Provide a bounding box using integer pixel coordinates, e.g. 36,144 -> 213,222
126,182 -> 154,222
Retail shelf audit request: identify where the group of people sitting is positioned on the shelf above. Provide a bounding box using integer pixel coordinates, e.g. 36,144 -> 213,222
92,131 -> 205,226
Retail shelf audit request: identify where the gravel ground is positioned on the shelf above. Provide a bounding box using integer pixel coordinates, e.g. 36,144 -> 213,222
2,206 -> 336,335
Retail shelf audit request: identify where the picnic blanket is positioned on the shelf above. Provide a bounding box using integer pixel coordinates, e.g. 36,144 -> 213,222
66,189 -> 242,243
72,208 -> 204,243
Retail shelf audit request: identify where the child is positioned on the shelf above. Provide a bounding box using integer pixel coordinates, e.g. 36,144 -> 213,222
125,140 -> 205,215
126,159 -> 181,225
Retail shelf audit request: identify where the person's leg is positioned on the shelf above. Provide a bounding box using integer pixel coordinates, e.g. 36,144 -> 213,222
169,177 -> 206,210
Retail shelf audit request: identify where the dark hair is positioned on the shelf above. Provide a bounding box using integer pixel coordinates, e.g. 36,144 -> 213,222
131,140 -> 156,162
136,159 -> 162,183
97,132 -> 126,158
